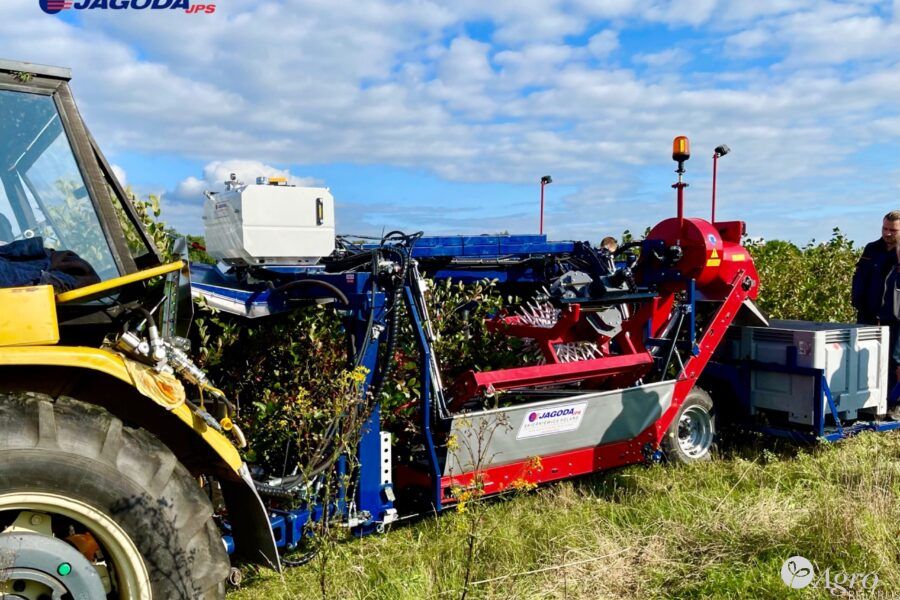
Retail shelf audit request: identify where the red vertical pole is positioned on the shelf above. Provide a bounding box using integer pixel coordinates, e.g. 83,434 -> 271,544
677,183 -> 684,226
673,161 -> 686,232
711,153 -> 718,224
540,181 -> 545,235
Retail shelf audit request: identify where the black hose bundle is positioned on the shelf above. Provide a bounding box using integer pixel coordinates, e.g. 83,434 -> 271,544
254,231 -> 421,495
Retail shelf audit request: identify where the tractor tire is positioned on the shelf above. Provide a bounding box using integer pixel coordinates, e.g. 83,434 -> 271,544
661,388 -> 717,464
0,392 -> 229,599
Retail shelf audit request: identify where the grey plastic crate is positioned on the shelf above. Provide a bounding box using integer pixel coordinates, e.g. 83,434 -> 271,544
727,320 -> 888,425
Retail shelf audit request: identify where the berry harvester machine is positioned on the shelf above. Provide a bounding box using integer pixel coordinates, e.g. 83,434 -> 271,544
191,137 -> 891,553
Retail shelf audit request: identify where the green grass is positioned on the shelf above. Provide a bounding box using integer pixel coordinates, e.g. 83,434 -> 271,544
227,431 -> 900,599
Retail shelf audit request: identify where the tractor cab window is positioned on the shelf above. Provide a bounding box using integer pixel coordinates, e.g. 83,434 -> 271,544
0,88 -> 117,280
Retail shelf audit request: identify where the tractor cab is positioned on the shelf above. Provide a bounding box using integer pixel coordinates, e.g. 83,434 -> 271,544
0,60 -> 178,344
0,60 -> 162,282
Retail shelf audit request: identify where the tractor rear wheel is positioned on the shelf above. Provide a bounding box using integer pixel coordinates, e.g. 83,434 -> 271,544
661,388 -> 716,464
0,392 -> 229,599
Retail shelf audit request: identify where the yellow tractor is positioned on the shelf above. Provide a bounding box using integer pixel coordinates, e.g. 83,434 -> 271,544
0,60 -> 274,598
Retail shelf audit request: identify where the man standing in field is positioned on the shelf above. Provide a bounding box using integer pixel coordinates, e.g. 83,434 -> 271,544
852,210 -> 900,419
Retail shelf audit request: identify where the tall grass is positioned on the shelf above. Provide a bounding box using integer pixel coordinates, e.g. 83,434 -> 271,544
227,431 -> 899,599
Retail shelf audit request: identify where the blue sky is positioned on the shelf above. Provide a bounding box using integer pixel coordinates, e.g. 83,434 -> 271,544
2,0 -> 899,245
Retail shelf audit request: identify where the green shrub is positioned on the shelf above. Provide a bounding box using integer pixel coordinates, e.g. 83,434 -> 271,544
195,305 -> 350,469
383,278 -> 530,426
746,228 -> 859,323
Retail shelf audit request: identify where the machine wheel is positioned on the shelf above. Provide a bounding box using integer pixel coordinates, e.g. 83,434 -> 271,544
0,392 -> 229,599
661,388 -> 716,464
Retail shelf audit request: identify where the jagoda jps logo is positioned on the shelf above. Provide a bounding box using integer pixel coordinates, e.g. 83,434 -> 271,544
531,407 -> 577,421
40,0 -> 216,15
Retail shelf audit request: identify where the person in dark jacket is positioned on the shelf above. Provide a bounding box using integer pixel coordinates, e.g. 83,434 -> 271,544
0,236 -> 99,292
852,210 -> 900,419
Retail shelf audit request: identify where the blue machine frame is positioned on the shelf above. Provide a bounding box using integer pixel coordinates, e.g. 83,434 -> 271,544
194,233 -> 587,553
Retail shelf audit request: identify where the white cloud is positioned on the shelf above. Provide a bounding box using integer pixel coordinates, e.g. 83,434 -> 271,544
643,0 -> 719,26
718,0 -> 815,22
574,0 -> 641,19
587,30 -> 620,58
718,3 -> 900,66
111,164 -> 127,187
462,0 -> 587,44
438,37 -> 495,86
1,0 -> 898,244
493,43 -> 579,90
633,48 -> 691,68
724,28 -> 773,57
173,176 -> 205,201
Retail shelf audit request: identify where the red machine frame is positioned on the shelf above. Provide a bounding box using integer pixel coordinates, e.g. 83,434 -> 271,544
394,136 -> 762,506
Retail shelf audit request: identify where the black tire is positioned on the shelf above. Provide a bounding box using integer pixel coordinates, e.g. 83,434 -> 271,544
661,388 -> 717,464
0,392 -> 229,599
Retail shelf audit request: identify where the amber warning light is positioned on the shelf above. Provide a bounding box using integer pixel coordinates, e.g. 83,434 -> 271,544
672,136 -> 690,163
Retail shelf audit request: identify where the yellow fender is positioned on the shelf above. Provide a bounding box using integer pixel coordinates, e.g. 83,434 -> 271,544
0,277 -> 280,567
0,345 -> 242,471
0,345 -> 281,568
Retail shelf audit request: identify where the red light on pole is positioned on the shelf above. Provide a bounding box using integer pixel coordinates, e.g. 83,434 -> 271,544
540,175 -> 552,235
711,145 -> 730,224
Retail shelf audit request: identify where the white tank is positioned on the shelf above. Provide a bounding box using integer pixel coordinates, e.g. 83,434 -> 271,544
203,181 -> 335,266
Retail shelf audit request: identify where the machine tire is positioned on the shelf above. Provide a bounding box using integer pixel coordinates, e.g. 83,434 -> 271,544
661,388 -> 717,464
0,392 -> 229,599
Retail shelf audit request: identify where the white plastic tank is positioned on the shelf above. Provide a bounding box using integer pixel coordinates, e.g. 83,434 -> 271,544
203,178 -> 335,266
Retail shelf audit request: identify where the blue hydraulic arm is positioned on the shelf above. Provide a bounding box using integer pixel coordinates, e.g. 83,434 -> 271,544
193,265 -> 398,549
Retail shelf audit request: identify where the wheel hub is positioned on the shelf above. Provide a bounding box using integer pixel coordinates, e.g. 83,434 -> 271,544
0,531 -> 106,599
676,405 -> 713,458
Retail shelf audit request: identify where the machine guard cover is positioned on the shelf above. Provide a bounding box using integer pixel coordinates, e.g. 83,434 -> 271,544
737,299 -> 770,328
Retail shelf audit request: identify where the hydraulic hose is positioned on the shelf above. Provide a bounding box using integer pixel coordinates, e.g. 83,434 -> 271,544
271,279 -> 349,306
281,547 -> 319,568
367,249 -> 404,405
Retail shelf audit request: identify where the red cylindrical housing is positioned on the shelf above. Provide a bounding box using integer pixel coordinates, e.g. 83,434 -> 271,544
645,217 -> 759,300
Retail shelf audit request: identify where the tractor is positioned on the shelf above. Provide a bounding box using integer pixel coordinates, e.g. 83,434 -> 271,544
0,59 -> 274,598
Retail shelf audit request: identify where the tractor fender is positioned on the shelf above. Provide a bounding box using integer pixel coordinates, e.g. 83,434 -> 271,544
0,346 -> 281,570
